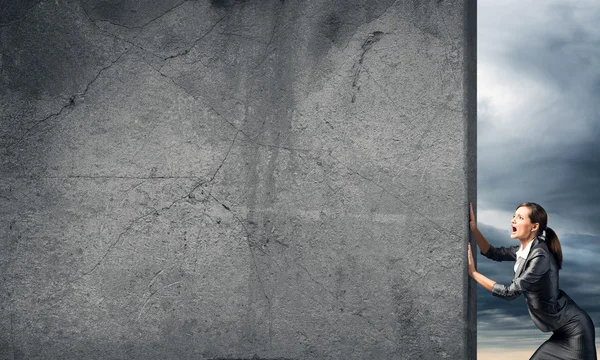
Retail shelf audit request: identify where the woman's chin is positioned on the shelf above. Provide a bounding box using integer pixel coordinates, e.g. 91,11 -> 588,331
510,232 -> 517,238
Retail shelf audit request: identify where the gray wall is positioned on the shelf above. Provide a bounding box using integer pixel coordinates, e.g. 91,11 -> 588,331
0,0 -> 477,359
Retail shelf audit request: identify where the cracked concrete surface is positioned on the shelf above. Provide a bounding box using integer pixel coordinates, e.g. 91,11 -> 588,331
0,0 -> 476,359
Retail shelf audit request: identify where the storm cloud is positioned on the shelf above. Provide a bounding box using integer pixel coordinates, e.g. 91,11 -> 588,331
477,0 -> 600,352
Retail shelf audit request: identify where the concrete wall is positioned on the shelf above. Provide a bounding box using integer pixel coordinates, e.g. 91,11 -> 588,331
0,0 -> 476,359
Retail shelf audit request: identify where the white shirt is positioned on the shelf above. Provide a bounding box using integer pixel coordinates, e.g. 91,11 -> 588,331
514,239 -> 534,273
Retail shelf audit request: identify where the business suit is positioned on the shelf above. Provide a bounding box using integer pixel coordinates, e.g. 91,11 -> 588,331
482,235 -> 597,360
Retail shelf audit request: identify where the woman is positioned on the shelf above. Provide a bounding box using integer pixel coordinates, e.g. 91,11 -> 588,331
467,202 -> 597,360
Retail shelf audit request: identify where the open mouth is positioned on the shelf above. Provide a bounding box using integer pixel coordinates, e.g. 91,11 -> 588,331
511,226 -> 517,232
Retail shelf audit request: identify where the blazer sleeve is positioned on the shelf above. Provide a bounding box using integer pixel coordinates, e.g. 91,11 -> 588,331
491,249 -> 549,301
480,244 -> 519,262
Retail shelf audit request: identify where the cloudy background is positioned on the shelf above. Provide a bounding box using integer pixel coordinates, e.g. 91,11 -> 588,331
476,0 -> 600,358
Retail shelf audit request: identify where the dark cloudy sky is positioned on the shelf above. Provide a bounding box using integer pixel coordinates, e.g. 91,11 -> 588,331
476,0 -> 600,358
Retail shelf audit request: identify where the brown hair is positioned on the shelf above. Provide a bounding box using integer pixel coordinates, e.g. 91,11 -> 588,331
517,202 -> 563,269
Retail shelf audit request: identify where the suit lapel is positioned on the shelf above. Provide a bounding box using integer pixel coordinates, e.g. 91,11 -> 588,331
514,257 -> 527,278
514,238 -> 539,278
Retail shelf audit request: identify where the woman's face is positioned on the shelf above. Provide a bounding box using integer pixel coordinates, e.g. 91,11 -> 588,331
510,206 -> 539,240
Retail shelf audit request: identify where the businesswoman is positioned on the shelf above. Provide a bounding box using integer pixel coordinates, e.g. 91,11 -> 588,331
467,202 -> 597,360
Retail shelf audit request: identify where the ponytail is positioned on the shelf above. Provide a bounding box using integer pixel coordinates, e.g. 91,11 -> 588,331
545,227 -> 562,269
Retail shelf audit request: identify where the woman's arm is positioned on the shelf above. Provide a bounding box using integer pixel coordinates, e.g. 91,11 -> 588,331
470,203 -> 490,254
468,245 -> 550,301
468,243 -> 496,292
469,203 -> 518,261
472,227 -> 491,254
471,271 -> 496,292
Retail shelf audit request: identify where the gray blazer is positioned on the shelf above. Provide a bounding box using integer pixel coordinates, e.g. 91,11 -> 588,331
481,236 -> 578,332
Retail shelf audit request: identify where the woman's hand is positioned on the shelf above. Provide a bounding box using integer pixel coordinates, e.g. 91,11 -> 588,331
468,243 -> 496,291
469,202 -> 477,232
467,243 -> 476,276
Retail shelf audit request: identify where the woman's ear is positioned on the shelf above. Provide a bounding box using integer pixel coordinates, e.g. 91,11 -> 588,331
531,223 -> 540,233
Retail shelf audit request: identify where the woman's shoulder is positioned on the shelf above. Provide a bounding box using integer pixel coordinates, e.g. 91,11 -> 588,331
531,237 -> 551,256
